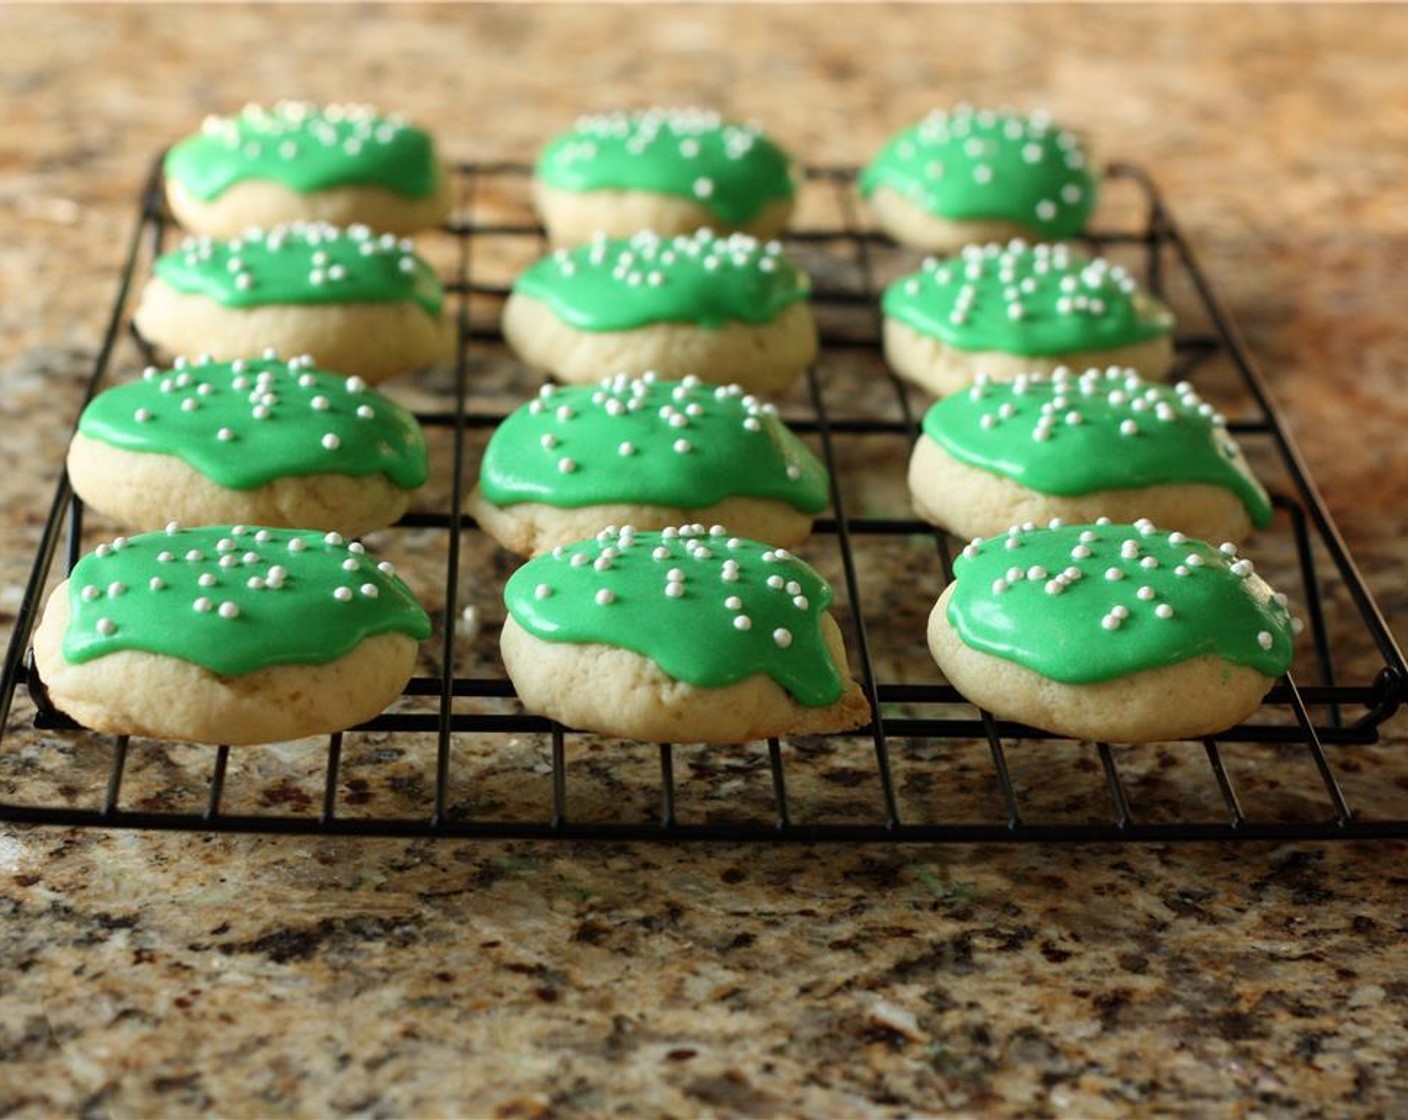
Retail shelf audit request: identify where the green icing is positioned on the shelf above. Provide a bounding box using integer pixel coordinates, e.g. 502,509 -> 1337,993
536,108 -> 795,225
479,375 -> 828,512
78,355 -> 428,491
62,525 -> 431,676
515,229 -> 809,331
859,106 -> 1097,240
883,241 -> 1173,356
165,101 -> 439,201
948,521 -> 1295,685
921,368 -> 1272,528
154,222 -> 444,318
505,527 -> 843,707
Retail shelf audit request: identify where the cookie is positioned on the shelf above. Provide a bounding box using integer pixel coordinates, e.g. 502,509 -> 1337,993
928,520 -> 1296,742
133,222 -> 454,383
883,241 -> 1175,394
501,526 -> 870,743
164,101 -> 452,238
468,374 -> 829,555
909,367 -> 1272,544
860,106 -> 1097,251
31,525 -> 431,745
502,229 -> 817,394
69,354 -> 428,538
534,108 -> 797,245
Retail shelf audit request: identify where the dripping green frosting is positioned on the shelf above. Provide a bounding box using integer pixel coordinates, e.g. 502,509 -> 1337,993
884,241 -> 1173,356
153,222 -> 444,318
536,108 -> 795,226
480,375 -> 828,512
62,525 -> 431,675
515,229 -> 809,332
505,526 -> 843,707
947,521 -> 1294,685
78,355 -> 428,491
859,106 -> 1097,240
921,368 -> 1272,527
164,101 -> 440,202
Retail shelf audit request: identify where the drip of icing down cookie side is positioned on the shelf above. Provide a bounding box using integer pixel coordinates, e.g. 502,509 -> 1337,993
504,526 -> 843,706
536,108 -> 795,225
79,355 -> 428,491
153,222 -> 444,317
164,101 -> 440,202
62,525 -> 431,674
480,375 -> 828,511
514,229 -> 809,331
859,106 -> 1097,239
921,367 -> 1272,527
947,520 -> 1295,684
883,241 -> 1173,356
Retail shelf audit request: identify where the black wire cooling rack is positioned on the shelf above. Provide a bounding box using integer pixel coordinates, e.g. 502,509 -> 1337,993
0,158 -> 1404,843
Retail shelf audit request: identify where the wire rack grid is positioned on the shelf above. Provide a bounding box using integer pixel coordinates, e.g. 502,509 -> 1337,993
0,157 -> 1404,844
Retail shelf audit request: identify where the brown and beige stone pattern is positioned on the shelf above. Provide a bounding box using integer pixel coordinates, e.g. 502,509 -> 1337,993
2,5 -> 1407,1116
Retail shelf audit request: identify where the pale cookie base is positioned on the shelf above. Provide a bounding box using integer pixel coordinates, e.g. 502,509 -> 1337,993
68,433 -> 414,539
133,277 -> 454,384
165,171 -> 453,239
866,185 -> 1043,254
927,583 -> 1276,743
907,435 -> 1258,545
501,292 -> 817,395
884,317 -> 1175,397
32,582 -> 419,745
500,613 -> 870,743
534,181 -> 795,247
466,487 -> 817,557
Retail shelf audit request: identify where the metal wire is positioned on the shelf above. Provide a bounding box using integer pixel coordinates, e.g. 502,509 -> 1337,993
0,159 -> 1404,843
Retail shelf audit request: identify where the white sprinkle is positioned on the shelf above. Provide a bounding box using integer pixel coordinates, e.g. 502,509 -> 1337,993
193,597 -> 212,613
792,595 -> 809,610
1231,559 -> 1255,577
1137,586 -> 1156,601
96,617 -> 116,635
733,615 -> 752,631
992,578 -> 1009,595
773,628 -> 793,648
558,457 -> 577,473
535,583 -> 552,599
81,585 -> 101,601
321,433 -> 341,451
288,538 -> 306,553
1187,554 -> 1205,567
1101,614 -> 1121,631
1071,545 -> 1091,559
673,439 -> 692,454
217,601 -> 239,619
595,588 -> 615,606
360,583 -> 379,599
1257,630 -> 1274,650
1155,604 -> 1174,619
1105,567 -> 1124,581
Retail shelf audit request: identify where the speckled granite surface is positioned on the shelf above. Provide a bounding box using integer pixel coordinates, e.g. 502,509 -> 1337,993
3,5 -> 1408,1116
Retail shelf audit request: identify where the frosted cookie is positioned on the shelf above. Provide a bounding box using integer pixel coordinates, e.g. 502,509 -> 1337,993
883,241 -> 1175,394
31,525 -> 431,745
69,354 -> 428,538
534,108 -> 797,245
909,368 -> 1272,544
133,222 -> 453,383
860,106 -> 1097,251
502,229 -> 817,394
468,374 -> 828,555
164,101 -> 451,238
928,521 -> 1295,743
501,526 -> 870,743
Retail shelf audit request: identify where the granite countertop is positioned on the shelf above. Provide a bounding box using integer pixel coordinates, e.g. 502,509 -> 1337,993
3,5 -> 1408,1116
